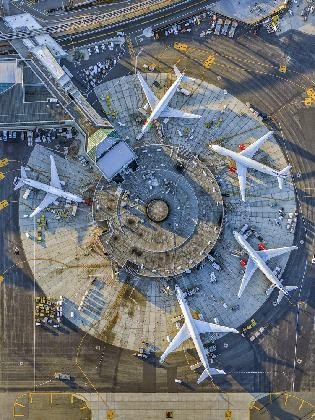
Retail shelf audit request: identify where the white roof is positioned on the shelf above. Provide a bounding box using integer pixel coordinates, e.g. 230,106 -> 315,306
31,46 -> 66,80
96,141 -> 136,180
0,59 -> 22,84
4,13 -> 66,58
4,13 -> 41,30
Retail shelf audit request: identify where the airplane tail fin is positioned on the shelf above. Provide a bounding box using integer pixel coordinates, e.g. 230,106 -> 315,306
277,165 -> 291,189
197,368 -> 225,384
277,285 -> 298,304
14,167 -> 27,190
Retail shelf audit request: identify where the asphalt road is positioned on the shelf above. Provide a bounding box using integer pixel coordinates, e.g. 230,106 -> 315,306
0,15 -> 314,401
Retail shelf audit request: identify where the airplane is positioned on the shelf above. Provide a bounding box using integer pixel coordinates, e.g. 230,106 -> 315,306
159,285 -> 239,384
210,131 -> 291,201
137,65 -> 201,134
233,230 -> 298,304
14,155 -> 83,218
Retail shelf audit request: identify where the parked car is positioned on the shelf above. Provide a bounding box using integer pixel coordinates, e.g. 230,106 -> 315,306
228,21 -> 238,38
221,19 -> 231,36
214,18 -> 223,35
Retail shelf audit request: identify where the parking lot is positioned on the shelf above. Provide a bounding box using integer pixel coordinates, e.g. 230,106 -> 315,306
0,126 -> 79,152
62,36 -> 126,94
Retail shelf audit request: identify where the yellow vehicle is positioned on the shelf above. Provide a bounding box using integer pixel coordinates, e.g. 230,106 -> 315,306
0,158 -> 9,167
0,172 -> 5,181
306,88 -> 315,100
204,54 -> 215,69
174,42 -> 188,52
279,65 -> 287,73
0,200 -> 8,210
36,226 -> 42,242
0,275 -> 4,283
304,97 -> 313,106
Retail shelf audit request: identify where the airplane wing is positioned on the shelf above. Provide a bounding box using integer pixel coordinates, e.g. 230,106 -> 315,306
160,323 -> 190,362
49,155 -> 62,190
29,192 -> 58,217
235,162 -> 247,201
238,257 -> 258,298
257,246 -> 297,262
240,132 -> 272,158
195,320 -> 238,334
137,72 -> 159,109
160,106 -> 201,119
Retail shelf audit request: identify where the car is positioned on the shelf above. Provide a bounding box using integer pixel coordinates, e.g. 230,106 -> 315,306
214,18 -> 223,35
228,21 -> 238,38
221,19 -> 231,36
312,255 -> 315,264
12,131 -> 17,139
8,131 -> 12,139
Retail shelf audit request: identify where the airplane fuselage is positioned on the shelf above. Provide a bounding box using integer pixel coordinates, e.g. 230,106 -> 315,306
212,145 -> 284,178
142,76 -> 183,133
21,178 -> 83,203
234,233 -> 286,293
175,286 -> 211,374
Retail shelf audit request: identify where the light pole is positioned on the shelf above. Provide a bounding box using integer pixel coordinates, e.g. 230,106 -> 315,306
134,48 -> 143,75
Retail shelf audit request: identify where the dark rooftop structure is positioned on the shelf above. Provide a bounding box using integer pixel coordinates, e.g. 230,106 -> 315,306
0,57 -> 71,127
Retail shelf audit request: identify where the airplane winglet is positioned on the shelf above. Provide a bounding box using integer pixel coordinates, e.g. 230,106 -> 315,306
277,165 -> 291,189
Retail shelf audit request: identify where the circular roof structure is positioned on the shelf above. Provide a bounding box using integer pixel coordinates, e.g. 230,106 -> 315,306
93,144 -> 223,277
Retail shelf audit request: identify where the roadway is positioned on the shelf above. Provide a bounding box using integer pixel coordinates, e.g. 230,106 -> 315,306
0,14 -> 314,400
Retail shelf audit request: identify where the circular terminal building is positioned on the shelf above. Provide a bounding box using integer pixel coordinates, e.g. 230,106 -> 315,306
93,144 -> 223,277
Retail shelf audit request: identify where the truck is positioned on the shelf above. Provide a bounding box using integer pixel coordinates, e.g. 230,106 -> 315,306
54,372 -> 72,381
177,86 -> 191,96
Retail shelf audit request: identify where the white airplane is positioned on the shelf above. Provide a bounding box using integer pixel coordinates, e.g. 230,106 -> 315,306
233,230 -> 298,304
160,285 -> 239,384
14,155 -> 83,218
210,131 -> 291,201
137,65 -> 201,134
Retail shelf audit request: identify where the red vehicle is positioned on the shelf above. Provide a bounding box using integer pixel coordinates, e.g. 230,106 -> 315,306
240,259 -> 247,267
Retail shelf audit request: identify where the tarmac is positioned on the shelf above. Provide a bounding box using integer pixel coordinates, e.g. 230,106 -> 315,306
18,75 -> 297,362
